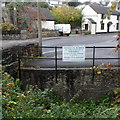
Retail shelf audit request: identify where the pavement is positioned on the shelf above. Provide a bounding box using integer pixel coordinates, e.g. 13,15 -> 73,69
1,36 -> 66,50
1,34 -> 82,49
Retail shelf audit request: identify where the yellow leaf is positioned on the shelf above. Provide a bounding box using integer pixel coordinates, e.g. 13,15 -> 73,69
110,103 -> 114,106
97,71 -> 101,74
114,89 -> 119,94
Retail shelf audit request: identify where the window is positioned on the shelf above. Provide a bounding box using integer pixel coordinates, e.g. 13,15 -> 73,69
101,14 -> 104,19
101,23 -> 104,30
2,17 -> 5,23
117,15 -> 119,20
116,23 -> 119,30
85,24 -> 88,30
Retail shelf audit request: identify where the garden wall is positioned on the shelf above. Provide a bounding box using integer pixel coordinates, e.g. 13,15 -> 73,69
21,68 -> 119,101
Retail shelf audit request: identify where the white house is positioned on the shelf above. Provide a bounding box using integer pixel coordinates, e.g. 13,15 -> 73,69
22,7 -> 55,30
2,6 -> 55,31
77,3 -> 119,34
40,8 -> 55,30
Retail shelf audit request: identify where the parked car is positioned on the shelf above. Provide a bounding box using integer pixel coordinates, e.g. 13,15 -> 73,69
54,24 -> 71,36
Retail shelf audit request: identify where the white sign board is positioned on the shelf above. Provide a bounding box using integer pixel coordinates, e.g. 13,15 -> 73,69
62,46 -> 85,62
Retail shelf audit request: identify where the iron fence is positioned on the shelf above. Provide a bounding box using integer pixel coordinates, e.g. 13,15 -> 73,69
17,46 -> 120,84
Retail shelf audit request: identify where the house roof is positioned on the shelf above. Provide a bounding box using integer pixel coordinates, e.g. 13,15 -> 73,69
41,8 -> 55,21
23,6 -> 54,21
89,4 -> 119,15
87,18 -> 97,24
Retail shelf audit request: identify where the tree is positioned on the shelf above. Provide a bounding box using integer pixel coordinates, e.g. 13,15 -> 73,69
39,2 -> 49,8
39,2 -> 52,10
51,4 -> 83,29
68,2 -> 81,7
5,2 -> 30,28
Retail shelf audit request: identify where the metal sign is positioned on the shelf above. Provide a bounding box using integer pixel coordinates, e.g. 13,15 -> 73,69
62,46 -> 85,62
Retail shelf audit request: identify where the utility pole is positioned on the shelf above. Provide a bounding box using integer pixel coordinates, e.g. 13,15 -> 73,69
13,2 -> 17,26
37,2 -> 42,56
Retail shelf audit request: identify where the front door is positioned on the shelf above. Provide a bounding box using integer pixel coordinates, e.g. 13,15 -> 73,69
85,24 -> 88,30
107,23 -> 110,33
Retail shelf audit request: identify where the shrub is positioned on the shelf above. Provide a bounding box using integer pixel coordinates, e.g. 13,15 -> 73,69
2,65 -> 120,119
1,23 -> 18,31
2,68 -> 63,118
84,31 -> 91,35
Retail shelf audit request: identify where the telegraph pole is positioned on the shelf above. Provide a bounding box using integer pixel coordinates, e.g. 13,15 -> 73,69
37,2 -> 42,56
13,2 -> 17,26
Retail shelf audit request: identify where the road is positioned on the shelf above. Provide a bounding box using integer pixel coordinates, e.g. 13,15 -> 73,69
25,33 -> 119,68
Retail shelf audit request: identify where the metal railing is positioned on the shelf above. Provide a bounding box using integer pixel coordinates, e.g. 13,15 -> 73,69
17,46 -> 120,84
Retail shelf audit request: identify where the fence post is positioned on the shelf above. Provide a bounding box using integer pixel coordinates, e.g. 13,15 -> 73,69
55,47 -> 58,83
92,46 -> 96,84
18,47 -> 21,81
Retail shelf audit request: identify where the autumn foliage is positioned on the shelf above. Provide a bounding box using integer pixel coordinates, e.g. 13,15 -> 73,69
51,4 -> 83,29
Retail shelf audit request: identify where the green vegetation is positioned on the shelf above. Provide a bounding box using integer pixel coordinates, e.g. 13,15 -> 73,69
84,31 -> 91,35
68,2 -> 81,7
2,68 -> 120,119
1,23 -> 18,31
51,4 -> 83,29
39,2 -> 50,9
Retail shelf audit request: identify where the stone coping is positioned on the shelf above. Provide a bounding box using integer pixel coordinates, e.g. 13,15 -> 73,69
21,67 -> 119,70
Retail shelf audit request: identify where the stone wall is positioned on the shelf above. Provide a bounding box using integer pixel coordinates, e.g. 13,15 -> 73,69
42,30 -> 59,37
21,68 -> 119,101
2,43 -> 39,78
2,30 -> 58,40
2,33 -> 38,40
